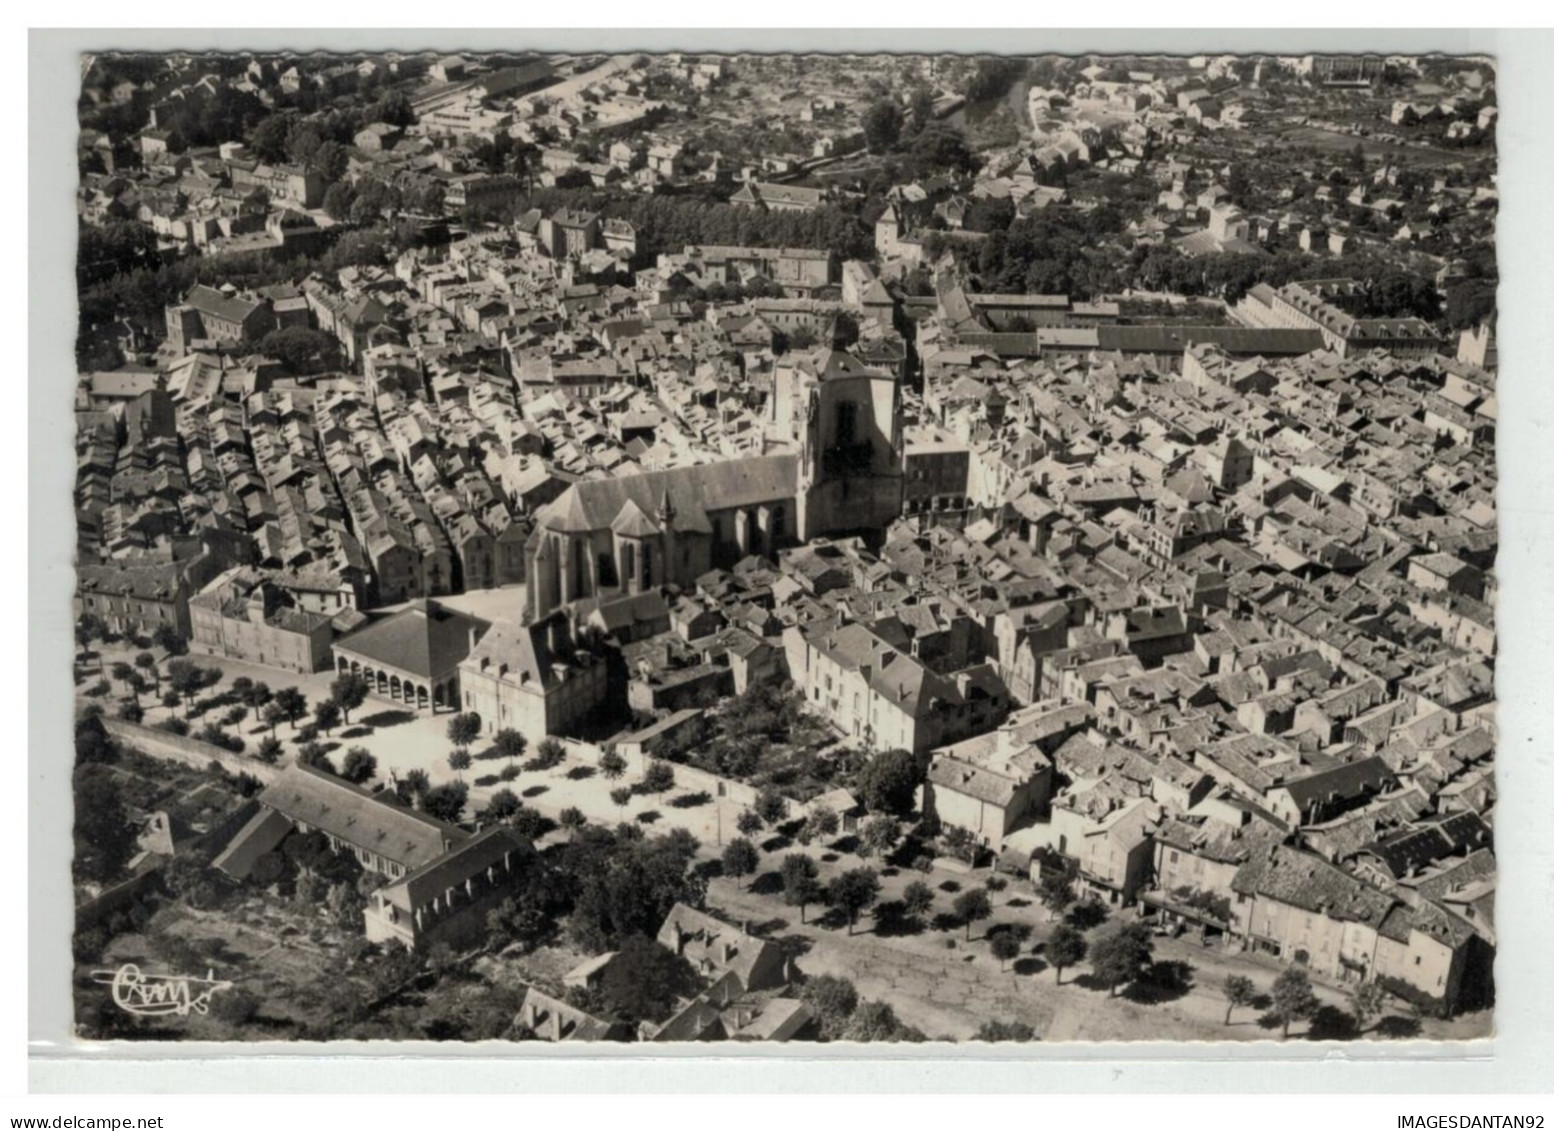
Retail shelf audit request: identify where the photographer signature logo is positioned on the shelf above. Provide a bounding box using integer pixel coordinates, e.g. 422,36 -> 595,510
90,963 -> 234,1018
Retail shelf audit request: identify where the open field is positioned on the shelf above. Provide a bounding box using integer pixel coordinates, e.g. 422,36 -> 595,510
698,868 -> 1490,1042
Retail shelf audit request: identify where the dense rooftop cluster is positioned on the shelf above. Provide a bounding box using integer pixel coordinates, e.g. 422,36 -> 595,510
72,49 -> 1497,1040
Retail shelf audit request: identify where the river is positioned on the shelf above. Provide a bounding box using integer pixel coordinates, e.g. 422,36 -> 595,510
944,72 -> 1034,133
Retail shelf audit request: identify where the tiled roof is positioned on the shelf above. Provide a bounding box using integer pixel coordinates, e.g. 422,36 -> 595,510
184,284 -> 263,326
1096,326 -> 1325,356
656,902 -> 784,992
1154,811 -> 1284,865
1275,755 -> 1393,809
87,370 -> 159,399
1233,843 -> 1396,927
77,560 -> 187,602
516,987 -> 623,1042
928,758 -> 1021,806
1359,811 -> 1492,879
258,762 -> 466,869
211,806 -> 292,880
381,824 -> 535,913
334,599 -> 489,679
460,613 -> 581,693
538,454 -> 798,537
610,497 -> 661,538
736,181 -> 825,208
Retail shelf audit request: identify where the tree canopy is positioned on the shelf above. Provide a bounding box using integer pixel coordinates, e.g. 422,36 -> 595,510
493,728 -> 528,763
1270,966 -> 1320,1038
780,853 -> 822,922
599,749 -> 628,780
1036,863 -> 1078,920
857,814 -> 902,860
800,974 -> 859,1038
485,788 -> 522,821
854,748 -> 924,818
274,687 -> 308,727
1350,981 -> 1388,1032
902,880 -> 935,921
827,868 -> 881,935
558,825 -> 704,954
1223,973 -> 1258,1025
371,90 -> 416,128
312,699 -> 342,735
158,84 -> 269,151
73,768 -> 140,884
77,221 -> 160,291
447,712 -> 482,752
974,1019 -> 1037,1041
421,781 -> 469,825
466,184 -> 875,263
952,888 -> 992,940
257,327 -> 340,373
339,747 -> 377,785
844,1000 -> 926,1042
863,99 -> 905,153
640,760 -> 675,794
1045,923 -> 1088,985
1089,922 -> 1154,996
596,934 -> 699,1026
330,673 -> 369,723
965,57 -> 1029,105
798,804 -> 840,846
989,930 -> 1023,970
721,837 -> 761,888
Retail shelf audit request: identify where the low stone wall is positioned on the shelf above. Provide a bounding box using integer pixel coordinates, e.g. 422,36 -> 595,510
101,718 -> 280,785
654,758 -> 762,812
558,738 -> 762,811
76,869 -> 161,930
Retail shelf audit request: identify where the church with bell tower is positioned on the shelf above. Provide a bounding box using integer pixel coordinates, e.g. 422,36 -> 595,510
770,346 -> 906,544
523,344 -> 904,621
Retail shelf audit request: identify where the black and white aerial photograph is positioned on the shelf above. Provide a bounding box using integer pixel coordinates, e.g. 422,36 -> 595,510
68,46 -> 1499,1046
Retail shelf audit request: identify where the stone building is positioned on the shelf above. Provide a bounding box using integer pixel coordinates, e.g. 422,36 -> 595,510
456,612 -> 611,742
524,346 -> 904,620
364,826 -> 539,951
188,567 -> 334,674
331,599 -> 490,713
